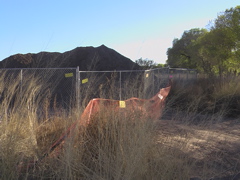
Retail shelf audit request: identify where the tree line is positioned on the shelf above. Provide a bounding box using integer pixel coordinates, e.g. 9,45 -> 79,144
166,6 -> 240,77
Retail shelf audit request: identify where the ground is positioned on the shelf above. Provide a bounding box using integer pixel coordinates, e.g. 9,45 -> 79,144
156,111 -> 240,180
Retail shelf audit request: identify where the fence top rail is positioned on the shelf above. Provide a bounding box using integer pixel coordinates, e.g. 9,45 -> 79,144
0,67 -> 77,70
0,67 -> 197,72
145,67 -> 169,72
169,68 -> 197,71
79,70 -> 146,73
79,67 -> 170,73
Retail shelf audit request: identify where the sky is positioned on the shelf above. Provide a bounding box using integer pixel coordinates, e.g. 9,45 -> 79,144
0,1 -> 239,64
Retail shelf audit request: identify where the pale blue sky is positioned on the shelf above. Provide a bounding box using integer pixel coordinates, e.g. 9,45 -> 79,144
0,0 -> 239,64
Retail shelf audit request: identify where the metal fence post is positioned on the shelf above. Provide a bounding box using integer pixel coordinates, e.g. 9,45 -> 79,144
168,67 -> 170,80
76,66 -> 80,110
152,69 -> 154,97
119,71 -> 122,100
20,69 -> 23,100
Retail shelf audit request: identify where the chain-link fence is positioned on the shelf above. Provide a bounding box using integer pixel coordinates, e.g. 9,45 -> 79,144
0,68 -> 78,117
78,67 -> 197,103
0,67 -> 197,112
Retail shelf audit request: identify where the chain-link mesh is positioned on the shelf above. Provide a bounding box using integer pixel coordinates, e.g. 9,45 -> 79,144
79,70 -> 148,105
0,68 -> 78,119
79,71 -> 121,107
0,69 -> 22,112
169,68 -> 197,79
78,67 -> 188,101
120,71 -> 145,99
0,67 -> 197,117
143,68 -> 170,98
22,68 -> 77,107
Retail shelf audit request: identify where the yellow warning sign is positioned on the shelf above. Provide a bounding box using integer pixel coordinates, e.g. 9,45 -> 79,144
119,101 -> 126,108
82,78 -> 88,84
146,73 -> 149,78
65,73 -> 73,78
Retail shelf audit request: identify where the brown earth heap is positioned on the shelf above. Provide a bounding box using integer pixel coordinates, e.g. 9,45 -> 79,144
0,45 -> 139,70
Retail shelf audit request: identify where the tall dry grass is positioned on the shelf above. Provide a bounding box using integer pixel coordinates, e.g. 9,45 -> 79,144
0,72 -> 44,179
29,108 -> 192,180
0,70 -> 239,179
166,76 -> 240,122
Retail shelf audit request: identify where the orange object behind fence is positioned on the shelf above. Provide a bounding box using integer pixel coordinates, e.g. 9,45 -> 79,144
80,85 -> 171,126
49,84 -> 171,155
21,83 -> 171,171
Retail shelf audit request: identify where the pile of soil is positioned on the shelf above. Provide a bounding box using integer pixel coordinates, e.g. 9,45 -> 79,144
0,45 -> 141,109
0,45 -> 139,71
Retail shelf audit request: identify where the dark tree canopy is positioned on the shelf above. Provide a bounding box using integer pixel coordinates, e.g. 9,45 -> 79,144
135,58 -> 157,69
166,6 -> 240,76
167,28 -> 207,69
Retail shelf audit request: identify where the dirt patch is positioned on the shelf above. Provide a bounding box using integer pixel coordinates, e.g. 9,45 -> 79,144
156,115 -> 240,180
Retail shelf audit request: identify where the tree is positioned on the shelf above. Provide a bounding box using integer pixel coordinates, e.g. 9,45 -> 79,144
195,29 -> 234,76
135,58 -> 157,69
212,6 -> 240,75
195,6 -> 240,76
166,28 -> 207,69
214,6 -> 240,41
166,6 -> 240,76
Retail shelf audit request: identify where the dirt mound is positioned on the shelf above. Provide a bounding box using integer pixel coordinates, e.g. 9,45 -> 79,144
0,45 -> 139,70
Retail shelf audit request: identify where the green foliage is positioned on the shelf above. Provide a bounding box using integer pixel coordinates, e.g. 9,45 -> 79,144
135,58 -> 159,69
135,58 -> 168,69
135,58 -> 156,69
167,28 -> 207,70
167,6 -> 240,77
196,28 -> 236,76
155,63 -> 168,68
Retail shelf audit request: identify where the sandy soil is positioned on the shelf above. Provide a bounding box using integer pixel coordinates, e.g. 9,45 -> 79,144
156,111 -> 240,180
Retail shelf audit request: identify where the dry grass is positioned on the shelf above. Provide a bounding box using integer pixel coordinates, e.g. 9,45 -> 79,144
0,71 -> 239,179
30,109 -> 193,180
